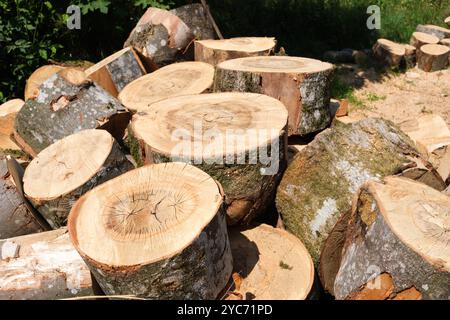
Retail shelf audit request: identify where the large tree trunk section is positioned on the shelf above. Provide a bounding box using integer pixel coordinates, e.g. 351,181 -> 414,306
372,39 -> 406,67
0,158 -> 45,239
226,224 -> 314,300
333,177 -> 450,300
128,92 -> 288,226
124,7 -> 194,70
24,65 -> 65,101
0,228 -> 93,299
276,118 -> 426,264
169,3 -> 216,41
410,32 -> 439,49
14,68 -> 130,156
68,163 -> 233,300
23,130 -> 133,229
84,47 -> 146,98
416,24 -> 450,41
214,56 -> 334,136
195,37 -> 276,66
0,99 -> 24,152
417,44 -> 450,72
118,62 -> 214,113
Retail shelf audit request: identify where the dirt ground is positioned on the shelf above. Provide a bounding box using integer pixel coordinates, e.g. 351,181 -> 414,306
336,64 -> 450,127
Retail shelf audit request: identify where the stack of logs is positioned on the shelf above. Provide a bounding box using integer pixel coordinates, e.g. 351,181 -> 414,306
373,18 -> 450,72
1,3 -> 450,301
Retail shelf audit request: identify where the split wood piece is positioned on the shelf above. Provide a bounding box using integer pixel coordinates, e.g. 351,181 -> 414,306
195,37 -> 276,66
399,114 -> 450,148
214,56 -> 334,136
416,24 -> 450,41
334,176 -> 450,300
0,99 -> 24,151
423,142 -> 450,183
0,228 -> 93,300
124,7 -> 194,70
276,118 -> 426,264
118,61 -> 214,113
372,39 -> 406,67
446,17 -> 450,28
84,47 -> 146,98
0,157 -> 45,239
440,38 -> 450,48
14,68 -> 130,156
170,3 -> 216,41
417,44 -> 450,72
410,32 -> 439,49
330,99 -> 349,118
23,130 -> 133,229
227,224 -> 314,300
24,65 -> 65,101
68,163 -> 233,299
129,92 -> 288,225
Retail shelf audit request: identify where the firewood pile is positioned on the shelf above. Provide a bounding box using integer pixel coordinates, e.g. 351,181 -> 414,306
0,3 -> 449,301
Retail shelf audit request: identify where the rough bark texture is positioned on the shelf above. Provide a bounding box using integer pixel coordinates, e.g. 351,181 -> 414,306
372,39 -> 405,67
276,118 -> 423,264
214,67 -> 333,136
81,206 -> 233,300
334,179 -> 450,300
0,158 -> 44,239
403,44 -> 417,69
14,71 -> 130,156
170,3 -> 216,40
0,229 -> 93,300
417,45 -> 450,72
27,141 -> 133,229
416,24 -> 450,41
128,126 -> 288,226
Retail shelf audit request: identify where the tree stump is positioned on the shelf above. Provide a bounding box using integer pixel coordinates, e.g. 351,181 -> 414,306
169,3 -> 216,40
276,118 -> 430,264
214,56 -> 334,136
416,24 -> 450,41
24,65 -> 65,101
118,62 -> 214,113
403,44 -> 417,69
410,32 -> 439,49
333,176 -> 450,300
0,99 -> 24,152
14,68 -> 130,156
195,37 -> 276,66
0,228 -> 93,300
417,44 -> 450,72
227,224 -> 314,300
372,39 -> 406,67
23,130 -> 133,229
129,92 -> 288,225
84,47 -> 146,98
68,163 -> 233,300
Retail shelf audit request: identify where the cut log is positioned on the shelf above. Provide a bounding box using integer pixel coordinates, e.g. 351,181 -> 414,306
24,65 -> 65,101
446,17 -> 450,28
0,158 -> 45,239
416,24 -> 450,41
169,3 -> 216,40
195,37 -> 276,66
417,44 -> 450,72
440,38 -> 450,48
276,118 -> 429,264
410,32 -> 439,49
118,61 -> 214,113
129,92 -> 288,225
214,56 -> 334,136
84,47 -> 146,98
0,99 -> 24,152
403,44 -> 417,69
372,39 -> 406,67
226,224 -> 314,300
68,163 -> 233,299
0,228 -> 93,299
334,176 -> 450,300
23,129 -> 133,229
14,68 -> 130,156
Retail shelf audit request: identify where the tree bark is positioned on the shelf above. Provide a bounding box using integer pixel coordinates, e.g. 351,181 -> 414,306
410,32 -> 439,50
24,65 -> 65,101
333,177 -> 450,300
372,39 -> 406,67
169,3 -> 216,41
416,24 -> 450,41
214,56 -> 334,136
14,68 -> 130,156
417,44 -> 450,72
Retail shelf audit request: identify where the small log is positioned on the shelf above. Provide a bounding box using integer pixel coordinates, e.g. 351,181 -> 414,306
226,224 -> 314,300
372,39 -> 406,67
14,68 -> 130,156
24,65 -> 65,101
23,130 -> 133,229
129,92 -> 288,225
416,24 -> 450,41
0,99 -> 24,152
195,37 -> 276,66
118,61 -> 214,113
334,177 -> 450,300
84,47 -> 146,98
403,44 -> 417,69
417,44 -> 450,72
214,56 -> 334,136
440,38 -> 450,48
68,163 -> 233,299
410,32 -> 439,50
169,3 -> 216,40
0,228 -> 93,300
